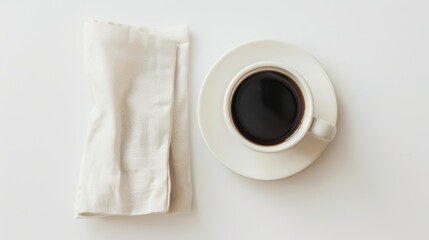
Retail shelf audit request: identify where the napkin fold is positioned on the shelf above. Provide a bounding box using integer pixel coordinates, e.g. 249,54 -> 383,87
75,21 -> 192,217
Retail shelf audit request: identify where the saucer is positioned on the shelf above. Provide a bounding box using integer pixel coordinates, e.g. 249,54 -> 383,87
198,40 -> 337,180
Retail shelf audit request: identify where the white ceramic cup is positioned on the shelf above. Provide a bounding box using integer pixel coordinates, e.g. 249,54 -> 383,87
223,61 -> 336,153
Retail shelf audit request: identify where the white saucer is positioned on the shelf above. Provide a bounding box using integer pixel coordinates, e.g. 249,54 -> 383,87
198,40 -> 338,180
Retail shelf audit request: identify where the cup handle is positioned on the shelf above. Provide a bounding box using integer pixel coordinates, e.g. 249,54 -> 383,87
308,117 -> 337,142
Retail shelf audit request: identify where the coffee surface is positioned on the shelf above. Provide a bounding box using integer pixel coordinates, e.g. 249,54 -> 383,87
231,70 -> 304,146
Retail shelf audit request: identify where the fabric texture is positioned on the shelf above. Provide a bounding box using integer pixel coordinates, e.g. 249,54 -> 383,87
75,20 -> 192,217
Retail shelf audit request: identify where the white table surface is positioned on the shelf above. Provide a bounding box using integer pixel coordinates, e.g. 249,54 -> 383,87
1,0 -> 428,239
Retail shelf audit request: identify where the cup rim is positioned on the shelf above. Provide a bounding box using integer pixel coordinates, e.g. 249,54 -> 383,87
223,61 -> 314,153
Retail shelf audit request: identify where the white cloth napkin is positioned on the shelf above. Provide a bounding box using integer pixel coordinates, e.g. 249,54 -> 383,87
75,20 -> 192,217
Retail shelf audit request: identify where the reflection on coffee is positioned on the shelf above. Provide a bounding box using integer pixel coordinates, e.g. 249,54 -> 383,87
231,70 -> 304,146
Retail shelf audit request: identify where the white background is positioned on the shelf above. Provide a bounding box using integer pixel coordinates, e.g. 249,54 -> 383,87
1,0 -> 428,239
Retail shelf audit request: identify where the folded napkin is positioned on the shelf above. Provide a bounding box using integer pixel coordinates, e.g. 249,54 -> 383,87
75,21 -> 192,217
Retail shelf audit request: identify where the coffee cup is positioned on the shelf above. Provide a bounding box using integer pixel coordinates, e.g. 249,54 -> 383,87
223,61 -> 336,153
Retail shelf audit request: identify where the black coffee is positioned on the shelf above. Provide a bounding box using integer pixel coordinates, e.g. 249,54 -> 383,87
231,70 -> 304,146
